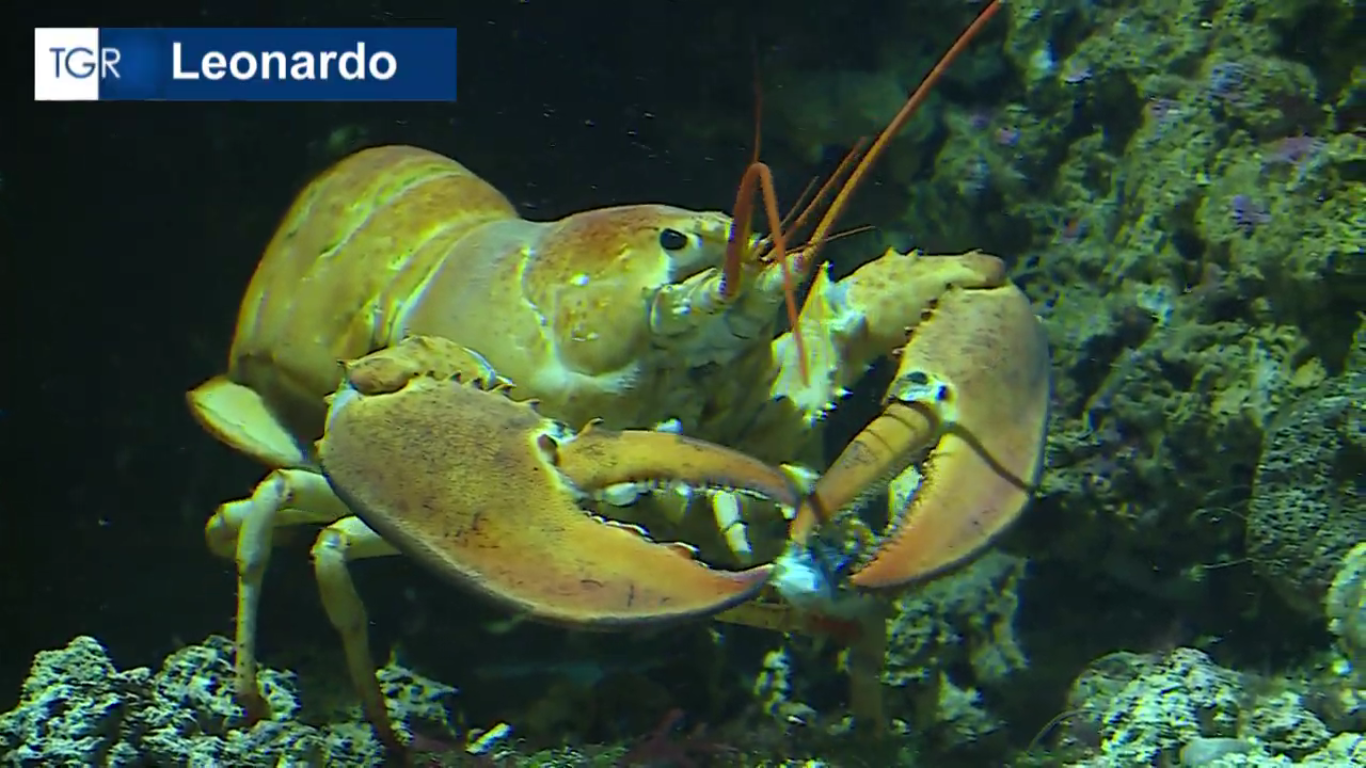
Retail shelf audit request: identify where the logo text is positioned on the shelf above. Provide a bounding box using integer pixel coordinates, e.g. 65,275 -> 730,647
171,42 -> 397,81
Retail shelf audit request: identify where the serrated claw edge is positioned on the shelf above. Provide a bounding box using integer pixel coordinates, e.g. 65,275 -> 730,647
319,338 -> 791,626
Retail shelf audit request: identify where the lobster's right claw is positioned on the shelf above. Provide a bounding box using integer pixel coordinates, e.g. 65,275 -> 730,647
796,282 -> 1051,589
318,336 -> 793,627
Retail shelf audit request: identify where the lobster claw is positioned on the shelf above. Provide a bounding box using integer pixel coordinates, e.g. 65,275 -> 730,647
796,283 -> 1050,588
317,336 -> 794,626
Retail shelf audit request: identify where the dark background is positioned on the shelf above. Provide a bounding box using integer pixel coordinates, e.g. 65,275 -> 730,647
9,0 -> 920,707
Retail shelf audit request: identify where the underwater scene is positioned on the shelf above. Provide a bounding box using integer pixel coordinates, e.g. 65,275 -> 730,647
10,0 -> 1365,766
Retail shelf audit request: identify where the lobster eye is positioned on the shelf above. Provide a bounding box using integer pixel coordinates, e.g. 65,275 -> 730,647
658,228 -> 689,251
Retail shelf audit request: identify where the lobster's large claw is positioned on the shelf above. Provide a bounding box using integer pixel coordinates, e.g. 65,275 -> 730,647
317,336 -> 792,626
799,283 -> 1050,589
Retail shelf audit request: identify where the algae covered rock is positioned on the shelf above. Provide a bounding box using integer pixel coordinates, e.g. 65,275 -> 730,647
882,551 -> 1030,749
1326,541 -> 1366,685
1068,648 -> 1247,765
1053,647 -> 1351,767
0,634 -> 458,766
1248,370 -> 1366,615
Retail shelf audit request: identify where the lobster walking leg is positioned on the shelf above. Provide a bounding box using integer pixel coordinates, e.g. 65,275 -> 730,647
310,516 -> 404,752
204,468 -> 353,723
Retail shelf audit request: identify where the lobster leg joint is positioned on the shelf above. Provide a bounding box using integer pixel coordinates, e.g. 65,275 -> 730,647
310,517 -> 403,753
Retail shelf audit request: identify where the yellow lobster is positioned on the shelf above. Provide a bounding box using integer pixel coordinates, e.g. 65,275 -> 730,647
188,0 -> 1047,755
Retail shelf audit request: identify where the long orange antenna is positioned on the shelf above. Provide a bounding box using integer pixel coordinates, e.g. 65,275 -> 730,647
778,176 -> 820,235
801,0 -> 1003,270
774,136 -> 870,258
722,0 -> 1002,385
724,162 -> 802,370
721,54 -> 810,380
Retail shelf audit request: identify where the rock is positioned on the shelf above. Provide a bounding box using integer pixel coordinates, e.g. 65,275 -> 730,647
1056,647 -> 1350,767
0,635 -> 457,766
1248,371 -> 1366,615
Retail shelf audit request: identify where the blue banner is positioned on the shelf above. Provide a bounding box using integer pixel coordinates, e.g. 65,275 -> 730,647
34,27 -> 457,102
